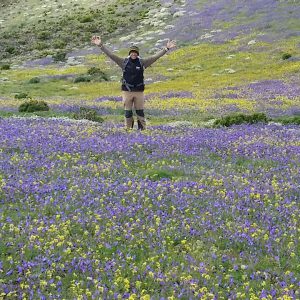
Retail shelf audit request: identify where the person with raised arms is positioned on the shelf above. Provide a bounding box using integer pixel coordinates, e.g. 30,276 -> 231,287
91,36 -> 176,130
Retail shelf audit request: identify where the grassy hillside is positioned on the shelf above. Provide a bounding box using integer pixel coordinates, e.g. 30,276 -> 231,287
1,0 -> 299,61
0,0 -> 158,61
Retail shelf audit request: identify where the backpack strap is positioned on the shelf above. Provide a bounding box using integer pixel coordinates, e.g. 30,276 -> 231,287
122,56 -> 130,72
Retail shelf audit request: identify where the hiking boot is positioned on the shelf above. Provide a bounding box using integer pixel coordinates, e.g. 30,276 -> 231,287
137,117 -> 146,130
125,117 -> 134,129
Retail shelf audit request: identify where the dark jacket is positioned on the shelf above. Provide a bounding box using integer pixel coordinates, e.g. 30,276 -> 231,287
99,44 -> 168,91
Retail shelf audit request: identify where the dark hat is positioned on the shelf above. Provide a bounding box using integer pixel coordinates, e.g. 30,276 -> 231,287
129,45 -> 140,55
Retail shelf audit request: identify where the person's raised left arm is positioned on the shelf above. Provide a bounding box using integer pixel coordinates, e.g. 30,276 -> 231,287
143,40 -> 176,68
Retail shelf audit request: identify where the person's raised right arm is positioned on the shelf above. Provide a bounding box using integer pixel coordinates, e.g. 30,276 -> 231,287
91,36 -> 124,68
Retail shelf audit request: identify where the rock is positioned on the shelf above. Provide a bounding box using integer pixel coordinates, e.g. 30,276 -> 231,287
66,61 -> 81,66
157,38 -> 169,43
151,21 -> 161,27
141,19 -> 151,25
225,68 -> 236,74
160,7 -> 169,13
165,25 -> 175,29
157,31 -> 166,36
248,40 -> 256,45
120,35 -> 133,42
200,33 -> 214,39
173,11 -> 185,17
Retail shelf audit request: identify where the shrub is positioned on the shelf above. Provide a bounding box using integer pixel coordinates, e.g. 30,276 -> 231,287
87,67 -> 102,76
34,42 -> 48,50
18,100 -> 49,113
80,15 -> 93,23
53,39 -> 67,49
214,113 -> 268,127
87,67 -> 109,81
73,107 -> 103,122
37,31 -> 51,40
0,64 -> 10,70
28,77 -> 40,84
74,75 -> 91,83
53,51 -> 67,62
5,47 -> 16,54
15,93 -> 30,99
274,115 -> 300,125
282,53 -> 292,60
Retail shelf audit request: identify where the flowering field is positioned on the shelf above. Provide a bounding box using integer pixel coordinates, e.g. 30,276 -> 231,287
1,0 -> 300,298
1,117 -> 299,299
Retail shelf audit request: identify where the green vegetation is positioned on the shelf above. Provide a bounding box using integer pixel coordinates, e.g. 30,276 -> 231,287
0,64 -> 10,70
28,77 -> 41,84
213,113 -> 269,127
282,53 -> 292,60
15,92 -> 30,99
72,107 -> 104,122
52,52 -> 67,62
0,0 -> 157,60
74,67 -> 109,83
274,115 -> 300,125
18,100 -> 49,112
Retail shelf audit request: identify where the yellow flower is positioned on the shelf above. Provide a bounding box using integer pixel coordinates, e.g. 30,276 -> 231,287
136,281 -> 142,289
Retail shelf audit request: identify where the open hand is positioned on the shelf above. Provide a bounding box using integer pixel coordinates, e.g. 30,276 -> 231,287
166,39 -> 176,49
91,35 -> 102,46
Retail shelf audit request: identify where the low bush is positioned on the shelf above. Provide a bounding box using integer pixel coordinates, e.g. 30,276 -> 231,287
53,39 -> 67,49
18,100 -> 50,113
72,107 -> 103,122
274,115 -> 300,125
28,77 -> 41,84
5,47 -> 16,54
87,67 -> 109,81
80,15 -> 93,23
34,42 -> 48,50
282,53 -> 292,60
53,51 -> 67,62
15,93 -> 30,99
37,31 -> 51,40
74,75 -> 91,83
214,113 -> 268,127
0,64 -> 10,70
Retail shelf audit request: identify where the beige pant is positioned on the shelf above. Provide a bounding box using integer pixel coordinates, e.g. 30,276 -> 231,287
122,91 -> 146,129
122,91 -> 144,110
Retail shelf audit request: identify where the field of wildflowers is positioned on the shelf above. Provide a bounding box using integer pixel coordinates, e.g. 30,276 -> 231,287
1,37 -> 299,123
1,0 -> 300,299
1,117 -> 299,299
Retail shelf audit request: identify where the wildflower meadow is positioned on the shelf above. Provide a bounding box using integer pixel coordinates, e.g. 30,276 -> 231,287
0,0 -> 300,299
